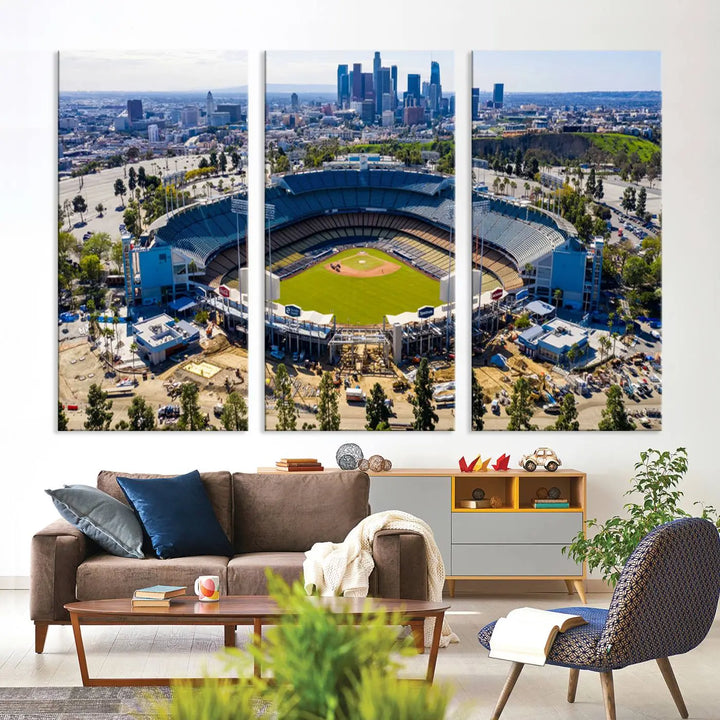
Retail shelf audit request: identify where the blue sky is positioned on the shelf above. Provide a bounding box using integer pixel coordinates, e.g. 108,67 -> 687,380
473,51 -> 660,93
267,51 -> 454,93
60,51 -> 248,92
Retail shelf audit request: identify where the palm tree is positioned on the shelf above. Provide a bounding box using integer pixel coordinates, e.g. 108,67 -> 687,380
510,181 -> 517,197
524,181 -> 530,198
598,335 -> 611,362
130,341 -> 139,370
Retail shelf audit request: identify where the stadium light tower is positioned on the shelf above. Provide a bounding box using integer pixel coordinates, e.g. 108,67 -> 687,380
231,197 -> 277,343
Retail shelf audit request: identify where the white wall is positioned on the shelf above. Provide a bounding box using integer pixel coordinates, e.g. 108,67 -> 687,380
1,1 -> 719,582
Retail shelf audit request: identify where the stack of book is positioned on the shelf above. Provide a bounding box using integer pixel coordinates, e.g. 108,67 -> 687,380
532,498 -> 570,509
131,584 -> 187,608
275,458 -> 324,472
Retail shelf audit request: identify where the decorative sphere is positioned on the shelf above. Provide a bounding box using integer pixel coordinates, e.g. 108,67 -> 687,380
490,496 -> 503,508
382,458 -> 393,471
335,443 -> 363,470
472,488 -> 486,500
548,486 -> 562,499
368,455 -> 385,472
536,487 -> 549,499
358,459 -> 370,471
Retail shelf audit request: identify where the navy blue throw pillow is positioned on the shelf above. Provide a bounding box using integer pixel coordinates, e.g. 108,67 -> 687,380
116,470 -> 233,559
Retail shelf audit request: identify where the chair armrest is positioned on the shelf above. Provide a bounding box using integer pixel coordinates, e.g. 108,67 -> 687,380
370,529 -> 428,600
30,519 -> 90,622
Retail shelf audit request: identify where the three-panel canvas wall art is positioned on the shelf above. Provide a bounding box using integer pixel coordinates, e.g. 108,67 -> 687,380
58,50 -> 662,432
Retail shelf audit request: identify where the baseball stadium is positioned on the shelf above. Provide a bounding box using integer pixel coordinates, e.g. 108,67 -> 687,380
150,168 -> 592,355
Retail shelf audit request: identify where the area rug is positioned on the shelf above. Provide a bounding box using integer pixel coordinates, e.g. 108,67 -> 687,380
0,686 -> 170,719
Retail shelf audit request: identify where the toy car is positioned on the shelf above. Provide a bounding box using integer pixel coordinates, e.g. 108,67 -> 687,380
520,447 -> 561,472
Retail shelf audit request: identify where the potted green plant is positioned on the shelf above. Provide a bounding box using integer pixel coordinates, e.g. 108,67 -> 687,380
564,448 -> 719,586
149,571 -> 457,719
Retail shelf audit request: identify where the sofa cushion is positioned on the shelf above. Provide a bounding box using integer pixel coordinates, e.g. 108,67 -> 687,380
117,471 -> 234,559
227,552 -> 306,594
76,554 -> 229,600
232,471 -> 369,553
97,470 -> 233,542
45,485 -> 144,559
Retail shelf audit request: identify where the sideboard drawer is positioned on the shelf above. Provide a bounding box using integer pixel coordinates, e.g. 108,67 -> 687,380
451,543 -> 582,577
452,512 -> 582,544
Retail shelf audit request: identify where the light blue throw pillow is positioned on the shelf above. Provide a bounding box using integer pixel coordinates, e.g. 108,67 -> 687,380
46,485 -> 144,559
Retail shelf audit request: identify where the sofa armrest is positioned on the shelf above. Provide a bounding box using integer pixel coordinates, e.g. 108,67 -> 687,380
369,529 -> 428,600
31,519 -> 90,622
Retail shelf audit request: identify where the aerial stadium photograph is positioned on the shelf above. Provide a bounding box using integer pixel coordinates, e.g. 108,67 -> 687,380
470,51 -> 662,431
264,50 -> 456,431
58,51 -> 250,431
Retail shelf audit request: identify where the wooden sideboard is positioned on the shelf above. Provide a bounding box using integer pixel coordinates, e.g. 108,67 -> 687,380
258,467 -> 587,602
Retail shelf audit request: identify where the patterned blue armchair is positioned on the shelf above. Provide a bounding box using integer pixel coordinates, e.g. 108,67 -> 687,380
478,518 -> 720,720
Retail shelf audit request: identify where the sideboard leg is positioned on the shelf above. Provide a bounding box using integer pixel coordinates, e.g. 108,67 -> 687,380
572,580 -> 587,605
447,579 -> 455,598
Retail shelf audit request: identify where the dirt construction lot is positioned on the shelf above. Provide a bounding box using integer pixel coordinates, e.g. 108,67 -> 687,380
59,334 -> 248,430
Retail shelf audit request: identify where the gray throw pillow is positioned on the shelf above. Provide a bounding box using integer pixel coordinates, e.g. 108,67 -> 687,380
46,485 -> 144,559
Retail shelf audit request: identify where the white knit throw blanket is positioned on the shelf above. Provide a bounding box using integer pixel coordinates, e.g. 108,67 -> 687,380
303,510 -> 459,648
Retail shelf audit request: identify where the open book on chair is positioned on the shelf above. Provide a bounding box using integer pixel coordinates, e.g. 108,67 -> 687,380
489,607 -> 587,666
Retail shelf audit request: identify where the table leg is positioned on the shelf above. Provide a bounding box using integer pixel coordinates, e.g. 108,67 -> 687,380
424,612 -> 444,684
409,620 -> 425,654
253,618 -> 262,678
224,625 -> 236,648
69,613 -> 91,687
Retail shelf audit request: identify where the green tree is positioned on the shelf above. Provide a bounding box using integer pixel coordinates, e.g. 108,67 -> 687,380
636,186 -> 647,218
137,165 -> 147,191
123,204 -> 141,237
79,254 -> 103,286
111,240 -> 123,273
471,372 -> 486,431
72,194 -> 87,224
209,151 -> 218,168
219,152 -> 227,173
274,363 -> 297,431
231,150 -> 240,170
317,372 -> 341,431
126,146 -> 140,162
598,385 -> 635,431
221,392 -> 248,431
366,382 -> 391,430
177,382 -> 206,430
621,186 -> 636,213
81,232 -> 112,260
548,393 -> 579,431
623,256 -> 650,289
411,358 -> 438,431
515,313 -> 531,329
594,177 -> 604,200
113,178 -> 127,207
127,396 -> 156,431
58,402 -> 69,431
95,202 -> 105,217
585,167 -> 596,197
506,377 -> 537,431
128,166 -> 137,194
84,383 -> 113,430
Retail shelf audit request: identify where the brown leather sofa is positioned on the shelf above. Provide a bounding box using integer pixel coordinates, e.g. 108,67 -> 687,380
31,470 -> 427,652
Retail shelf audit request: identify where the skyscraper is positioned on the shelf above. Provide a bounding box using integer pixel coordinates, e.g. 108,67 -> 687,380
407,73 -> 421,101
362,72 -> 374,102
127,99 -> 143,122
391,65 -> 398,107
429,61 -> 442,114
373,51 -> 382,114
472,88 -> 480,120
290,92 -> 299,110
352,63 -> 362,101
493,83 -> 504,108
430,61 -> 440,86
337,64 -> 349,108
206,91 -> 215,118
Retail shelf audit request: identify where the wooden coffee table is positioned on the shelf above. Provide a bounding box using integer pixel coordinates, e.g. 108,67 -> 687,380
64,596 -> 450,687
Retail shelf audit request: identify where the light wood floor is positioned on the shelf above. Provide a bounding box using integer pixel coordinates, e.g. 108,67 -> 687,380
1,589 -> 718,719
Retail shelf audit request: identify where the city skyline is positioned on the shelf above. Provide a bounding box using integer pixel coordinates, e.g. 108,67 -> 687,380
266,51 -> 454,94
60,51 -> 248,92
473,51 -> 661,93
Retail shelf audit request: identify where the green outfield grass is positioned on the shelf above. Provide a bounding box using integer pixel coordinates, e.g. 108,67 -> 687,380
278,247 -> 440,325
